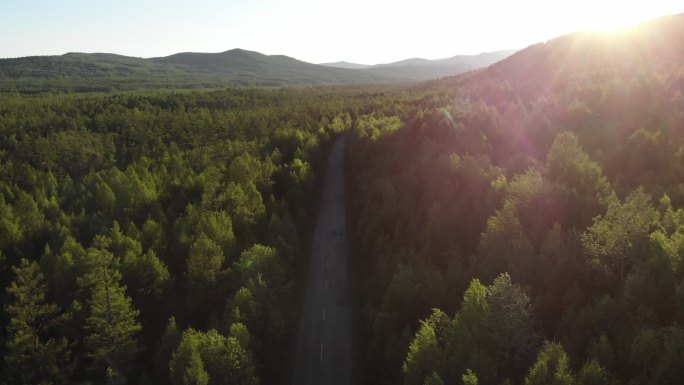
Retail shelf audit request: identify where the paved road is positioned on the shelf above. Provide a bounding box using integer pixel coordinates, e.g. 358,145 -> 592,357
292,137 -> 352,385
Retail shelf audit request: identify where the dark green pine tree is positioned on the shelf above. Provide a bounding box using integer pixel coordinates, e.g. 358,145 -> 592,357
81,242 -> 142,380
153,316 -> 182,385
4,258 -> 71,385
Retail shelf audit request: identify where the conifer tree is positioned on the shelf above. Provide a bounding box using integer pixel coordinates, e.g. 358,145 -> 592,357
524,342 -> 575,385
4,258 -> 70,385
154,316 -> 181,384
80,243 -> 141,379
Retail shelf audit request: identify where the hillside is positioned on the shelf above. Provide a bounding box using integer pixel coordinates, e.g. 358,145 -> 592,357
0,48 -> 513,93
150,49 -> 391,85
347,12 -> 684,385
457,13 -> 684,108
0,49 -> 382,92
442,12 -> 684,172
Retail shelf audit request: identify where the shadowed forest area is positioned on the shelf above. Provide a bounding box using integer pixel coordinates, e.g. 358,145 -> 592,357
347,13 -> 684,385
1,11 -> 684,385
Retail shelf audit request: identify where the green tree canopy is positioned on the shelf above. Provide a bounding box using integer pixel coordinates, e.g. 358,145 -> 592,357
3,258 -> 70,385
170,328 -> 258,385
582,188 -> 659,281
524,341 -> 575,385
80,244 -> 141,379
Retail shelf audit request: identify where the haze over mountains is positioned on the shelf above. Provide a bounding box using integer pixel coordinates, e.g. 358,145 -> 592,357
322,50 -> 516,83
0,48 -> 514,92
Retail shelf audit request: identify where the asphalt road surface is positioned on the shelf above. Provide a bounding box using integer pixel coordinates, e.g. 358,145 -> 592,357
292,137 -> 352,385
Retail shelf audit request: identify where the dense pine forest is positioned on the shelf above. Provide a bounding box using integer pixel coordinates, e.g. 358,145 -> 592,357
0,87 -> 409,384
347,13 -> 684,385
2,11 -> 684,385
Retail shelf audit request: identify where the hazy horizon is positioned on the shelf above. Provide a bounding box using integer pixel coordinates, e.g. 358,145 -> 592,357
1,1 -> 683,64
0,46 -> 518,67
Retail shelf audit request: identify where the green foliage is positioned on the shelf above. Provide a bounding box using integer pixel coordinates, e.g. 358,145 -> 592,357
122,248 -> 170,297
5,19 -> 684,385
3,258 -> 70,384
170,328 -> 258,385
462,369 -> 478,385
403,318 -> 442,385
474,201 -> 535,283
154,317 -> 182,385
354,114 -> 403,141
403,275 -> 538,385
577,360 -> 612,385
650,194 -> 684,273
187,234 -> 225,286
226,287 -> 261,326
546,132 -> 611,203
582,188 -> 659,281
81,245 -> 141,378
346,34 -> 684,381
654,325 -> 684,384
0,85 -> 360,383
182,349 -> 209,385
524,342 -> 575,385
487,273 -> 540,381
0,85 -> 361,383
235,244 -> 285,286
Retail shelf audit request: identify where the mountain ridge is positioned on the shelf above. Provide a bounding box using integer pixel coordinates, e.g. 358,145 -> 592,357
448,12 -> 684,109
319,50 -> 516,69
0,48 -> 514,92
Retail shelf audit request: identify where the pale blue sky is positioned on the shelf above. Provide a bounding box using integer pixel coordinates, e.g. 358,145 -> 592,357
1,0 -> 682,64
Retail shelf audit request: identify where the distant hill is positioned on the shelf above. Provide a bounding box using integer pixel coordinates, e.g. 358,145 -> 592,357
448,13 -> 684,109
437,50 -> 518,68
374,57 -> 435,67
319,61 -> 372,69
0,48 -> 514,92
428,11 -> 684,174
322,50 -> 516,81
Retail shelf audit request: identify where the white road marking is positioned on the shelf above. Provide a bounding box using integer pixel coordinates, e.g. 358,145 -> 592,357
323,307 -> 326,320
320,343 -> 324,362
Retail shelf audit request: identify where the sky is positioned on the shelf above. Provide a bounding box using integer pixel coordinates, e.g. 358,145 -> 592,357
1,0 -> 683,64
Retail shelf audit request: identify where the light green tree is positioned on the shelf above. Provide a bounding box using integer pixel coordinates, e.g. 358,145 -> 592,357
462,369 -> 478,385
582,188 -> 659,281
403,319 -> 442,385
524,341 -> 575,385
170,328 -> 259,385
578,360 -> 612,385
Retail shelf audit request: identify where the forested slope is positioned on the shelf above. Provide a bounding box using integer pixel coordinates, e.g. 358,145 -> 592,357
0,49 -> 513,93
0,50 -> 389,92
347,13 -> 684,385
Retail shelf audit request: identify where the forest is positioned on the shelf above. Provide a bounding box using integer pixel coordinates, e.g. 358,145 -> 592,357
2,11 -> 684,385
347,13 -> 684,385
0,86 -> 410,384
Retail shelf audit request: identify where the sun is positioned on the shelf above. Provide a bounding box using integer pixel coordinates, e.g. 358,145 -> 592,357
575,4 -> 656,32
